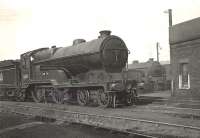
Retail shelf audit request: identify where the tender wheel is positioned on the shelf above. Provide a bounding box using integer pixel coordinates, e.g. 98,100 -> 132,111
97,89 -> 110,108
77,89 -> 89,106
15,89 -> 26,102
31,88 -> 45,103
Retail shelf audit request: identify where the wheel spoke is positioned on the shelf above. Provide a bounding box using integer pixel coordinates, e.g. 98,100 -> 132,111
31,88 -> 45,103
125,90 -> 137,106
15,89 -> 26,102
77,90 -> 89,106
51,88 -> 67,104
98,89 -> 110,107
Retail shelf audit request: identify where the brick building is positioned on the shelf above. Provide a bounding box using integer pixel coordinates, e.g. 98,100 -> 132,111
170,17 -> 200,99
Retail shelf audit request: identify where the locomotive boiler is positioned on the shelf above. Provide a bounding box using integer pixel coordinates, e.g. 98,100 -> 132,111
0,30 -> 136,107
32,30 -> 127,73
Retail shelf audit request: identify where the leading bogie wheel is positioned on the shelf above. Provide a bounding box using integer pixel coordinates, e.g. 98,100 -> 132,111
125,94 -> 134,106
125,90 -> 137,106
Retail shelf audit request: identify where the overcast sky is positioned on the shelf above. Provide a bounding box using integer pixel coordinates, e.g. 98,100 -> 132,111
0,0 -> 200,63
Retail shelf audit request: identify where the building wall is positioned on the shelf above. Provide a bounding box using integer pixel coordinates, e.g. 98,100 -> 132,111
171,39 -> 200,99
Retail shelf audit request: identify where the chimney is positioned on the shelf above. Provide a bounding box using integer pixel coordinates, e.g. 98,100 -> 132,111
99,30 -> 111,38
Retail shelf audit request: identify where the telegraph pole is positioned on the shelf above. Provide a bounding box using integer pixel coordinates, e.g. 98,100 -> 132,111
156,42 -> 159,63
164,9 -> 173,95
168,9 -> 172,27
164,9 -> 173,62
164,9 -> 172,26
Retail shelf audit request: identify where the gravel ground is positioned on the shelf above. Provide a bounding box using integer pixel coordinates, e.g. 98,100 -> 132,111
11,100 -> 200,128
139,90 -> 171,98
1,91 -> 200,138
0,112 -> 35,130
0,123 -> 132,138
0,112 -> 134,138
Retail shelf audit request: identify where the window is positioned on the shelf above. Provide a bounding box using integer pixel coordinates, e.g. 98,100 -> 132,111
179,63 -> 190,89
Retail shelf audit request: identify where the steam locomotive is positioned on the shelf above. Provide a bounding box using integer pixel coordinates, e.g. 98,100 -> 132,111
0,30 -> 137,107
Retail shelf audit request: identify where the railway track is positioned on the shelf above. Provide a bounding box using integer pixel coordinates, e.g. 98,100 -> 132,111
138,95 -> 200,109
145,105 -> 200,112
0,101 -> 200,137
136,97 -> 200,119
134,105 -> 200,119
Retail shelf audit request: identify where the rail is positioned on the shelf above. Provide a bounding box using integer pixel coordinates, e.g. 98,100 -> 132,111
0,101 -> 200,137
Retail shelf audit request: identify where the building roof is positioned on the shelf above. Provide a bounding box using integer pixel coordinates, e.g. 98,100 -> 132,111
129,58 -> 161,70
128,62 -> 153,70
169,17 -> 200,44
160,61 -> 170,65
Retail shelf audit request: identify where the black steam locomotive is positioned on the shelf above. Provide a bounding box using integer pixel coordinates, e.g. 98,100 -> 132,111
0,30 -> 137,107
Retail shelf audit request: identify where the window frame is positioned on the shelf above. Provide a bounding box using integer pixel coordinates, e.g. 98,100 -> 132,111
178,62 -> 190,89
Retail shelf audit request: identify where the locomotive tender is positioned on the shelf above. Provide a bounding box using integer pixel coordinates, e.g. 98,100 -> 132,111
0,30 -> 136,107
